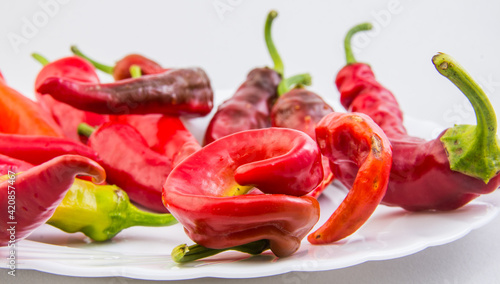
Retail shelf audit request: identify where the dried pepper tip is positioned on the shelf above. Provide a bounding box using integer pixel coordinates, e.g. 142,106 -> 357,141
344,22 -> 373,65
129,64 -> 142,78
433,53 -> 500,183
171,240 -> 270,263
277,73 -> 312,96
31,53 -> 50,66
77,122 -> 96,138
70,45 -> 114,74
265,10 -> 284,77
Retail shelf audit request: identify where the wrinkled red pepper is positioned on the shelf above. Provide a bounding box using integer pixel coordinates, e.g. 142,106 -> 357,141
336,23 -> 500,211
0,155 -> 105,246
203,10 -> 282,145
163,128 -> 323,261
36,67 -> 214,116
0,133 -> 99,165
0,71 -> 63,137
32,53 -> 109,142
308,112 -> 392,244
79,122 -> 174,212
70,46 -> 167,81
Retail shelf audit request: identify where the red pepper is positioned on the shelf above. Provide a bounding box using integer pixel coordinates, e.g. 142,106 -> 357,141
70,46 -> 167,81
32,54 -> 109,142
308,112 -> 392,244
335,23 -> 500,211
0,71 -> 63,137
0,155 -> 105,246
0,133 -> 99,165
271,75 -> 335,198
163,128 -> 323,261
79,122 -> 173,212
0,154 -> 33,175
203,11 -> 282,145
36,68 -> 214,116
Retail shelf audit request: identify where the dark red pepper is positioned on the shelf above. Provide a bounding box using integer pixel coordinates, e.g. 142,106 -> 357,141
203,10 -> 282,145
36,68 -> 214,116
79,122 -> 173,212
0,155 -> 105,246
335,23 -> 500,211
32,53 -> 109,142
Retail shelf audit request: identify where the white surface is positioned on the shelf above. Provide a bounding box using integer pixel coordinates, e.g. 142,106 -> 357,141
1,1 -> 500,283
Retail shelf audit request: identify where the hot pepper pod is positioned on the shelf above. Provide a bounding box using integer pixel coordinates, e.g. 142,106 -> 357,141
80,122 -> 173,212
0,155 -> 105,246
335,23 -> 500,211
32,54 -> 109,142
163,128 -> 322,259
308,112 -> 392,244
36,68 -> 214,116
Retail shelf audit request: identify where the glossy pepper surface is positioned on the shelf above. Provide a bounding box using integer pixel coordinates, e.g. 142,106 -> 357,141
163,128 -> 323,258
203,11 -> 282,145
36,67 -> 214,116
336,23 -> 500,211
308,112 -> 392,244
32,54 -> 109,142
0,155 -> 105,246
47,178 -> 177,241
0,72 -> 63,137
79,122 -> 173,212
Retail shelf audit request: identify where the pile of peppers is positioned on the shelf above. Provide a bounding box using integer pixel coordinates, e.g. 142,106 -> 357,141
1,10 -> 499,265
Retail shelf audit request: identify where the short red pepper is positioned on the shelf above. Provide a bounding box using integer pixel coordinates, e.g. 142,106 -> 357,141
0,155 -> 105,246
163,128 -> 323,260
335,23 -> 500,211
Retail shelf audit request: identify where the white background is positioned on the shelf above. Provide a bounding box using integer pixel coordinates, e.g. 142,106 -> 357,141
0,0 -> 499,283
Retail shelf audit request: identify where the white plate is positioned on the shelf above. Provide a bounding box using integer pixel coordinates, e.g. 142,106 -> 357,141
0,90 -> 499,280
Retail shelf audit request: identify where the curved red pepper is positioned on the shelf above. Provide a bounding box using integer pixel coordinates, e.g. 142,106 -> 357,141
33,54 -> 109,142
163,128 -> 322,258
82,122 -> 172,212
36,68 -> 214,116
0,155 -> 105,246
0,71 -> 63,137
335,24 -> 500,211
0,133 -> 99,165
308,112 -> 392,244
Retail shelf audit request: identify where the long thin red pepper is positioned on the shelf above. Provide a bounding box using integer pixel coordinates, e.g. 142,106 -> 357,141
336,23 -> 500,211
0,72 -> 63,137
308,112 -> 392,244
36,67 -> 214,116
203,10 -> 283,145
164,128 -> 322,261
0,155 -> 105,246
32,53 -> 109,142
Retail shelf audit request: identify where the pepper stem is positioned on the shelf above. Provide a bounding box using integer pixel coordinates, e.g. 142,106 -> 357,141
277,73 -> 312,96
129,65 -> 142,78
265,10 -> 284,77
32,53 -> 50,66
77,123 -> 96,138
70,46 -> 114,74
172,240 -> 270,263
433,53 -> 500,183
344,23 -> 373,65
124,204 -> 178,228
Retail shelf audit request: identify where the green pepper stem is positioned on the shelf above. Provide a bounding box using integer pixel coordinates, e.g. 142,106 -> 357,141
70,46 -> 114,74
344,23 -> 373,65
124,204 -> 178,228
172,240 -> 270,263
32,53 -> 50,66
265,10 -> 284,77
77,123 -> 95,138
433,53 -> 500,183
129,65 -> 142,78
277,73 -> 312,96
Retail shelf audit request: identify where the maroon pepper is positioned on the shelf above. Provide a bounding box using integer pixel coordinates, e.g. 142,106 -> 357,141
335,23 -> 500,211
203,10 -> 283,145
